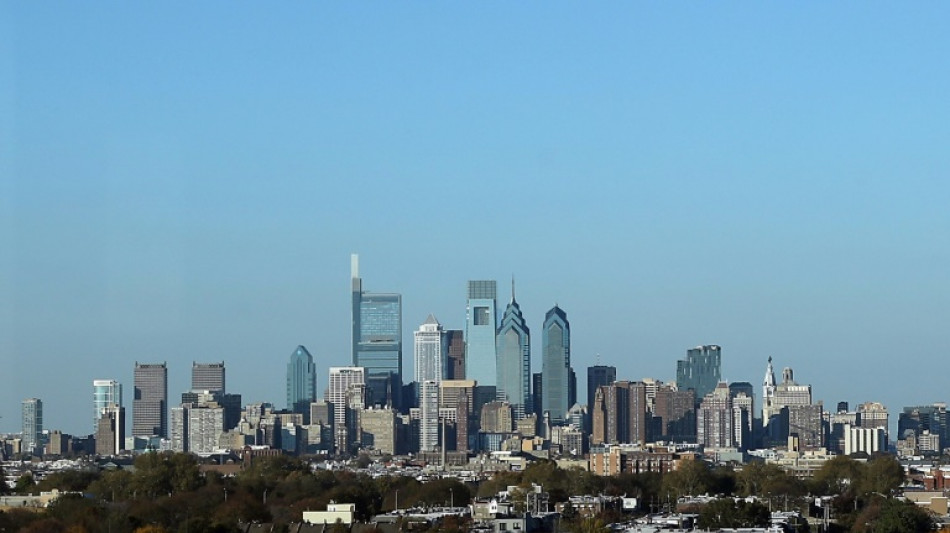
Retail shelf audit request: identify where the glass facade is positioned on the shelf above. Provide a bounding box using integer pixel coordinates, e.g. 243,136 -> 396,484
465,280 -> 497,387
541,305 -> 571,423
93,379 -> 122,433
496,297 -> 530,419
286,345 -> 317,412
351,256 -> 402,409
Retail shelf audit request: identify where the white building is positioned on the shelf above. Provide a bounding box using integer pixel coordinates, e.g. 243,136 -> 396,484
328,367 -> 365,453
414,315 -> 445,387
843,424 -> 886,456
303,502 -> 355,525
419,380 -> 440,452
93,380 -> 122,433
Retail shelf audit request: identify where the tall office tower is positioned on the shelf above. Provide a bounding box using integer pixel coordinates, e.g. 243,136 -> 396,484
328,367 -> 365,454
21,398 -> 43,454
419,380 -> 440,452
697,383 -> 734,449
445,330 -> 465,380
532,373 -> 543,420
351,255 -> 402,408
414,315 -> 446,386
495,284 -> 531,419
731,393 -> 753,450
133,362 -> 168,438
287,345 -> 317,413
541,305 -> 571,424
191,362 -> 225,393
676,345 -> 721,404
587,365 -> 617,410
465,280 -> 497,387
652,384 -> 696,443
95,405 -> 125,455
858,402 -> 889,438
93,379 -> 123,433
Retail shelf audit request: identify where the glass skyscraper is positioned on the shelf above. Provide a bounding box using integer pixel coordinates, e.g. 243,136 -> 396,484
496,288 -> 530,419
287,345 -> 317,412
465,280 -> 497,387
541,305 -> 571,424
93,379 -> 122,433
21,398 -> 43,454
676,345 -> 722,405
351,255 -> 402,408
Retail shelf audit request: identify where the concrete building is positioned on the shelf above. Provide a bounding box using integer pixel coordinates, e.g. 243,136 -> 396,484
191,362 -> 225,393
697,383 -> 733,449
445,329 -> 465,380
843,424 -> 886,455
414,315 -> 446,386
359,407 -> 398,454
95,405 -> 125,455
328,366 -> 365,453
21,398 -> 42,455
133,362 -> 168,438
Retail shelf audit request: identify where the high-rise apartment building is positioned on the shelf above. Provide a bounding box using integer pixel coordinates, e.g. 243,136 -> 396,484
652,383 -> 696,443
541,305 -> 571,424
445,330 -> 465,380
496,286 -> 530,419
328,366 -> 366,453
191,362 -> 225,393
419,380 -> 440,452
676,345 -> 721,404
287,345 -> 317,413
22,398 -> 43,454
133,362 -> 168,438
351,255 -> 402,408
857,401 -> 889,438
465,280 -> 497,387
93,379 -> 122,433
414,315 -> 446,386
591,381 -> 648,445
697,383 -> 734,449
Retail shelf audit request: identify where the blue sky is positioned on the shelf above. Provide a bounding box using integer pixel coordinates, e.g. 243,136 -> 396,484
2,3 -> 948,435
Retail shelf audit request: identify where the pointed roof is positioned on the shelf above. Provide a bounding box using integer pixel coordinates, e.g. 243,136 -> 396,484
423,313 -> 440,325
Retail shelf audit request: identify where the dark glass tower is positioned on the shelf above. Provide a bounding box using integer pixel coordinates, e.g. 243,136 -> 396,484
541,305 -> 571,424
287,345 -> 317,413
495,282 -> 530,419
676,345 -> 721,405
351,254 -> 402,409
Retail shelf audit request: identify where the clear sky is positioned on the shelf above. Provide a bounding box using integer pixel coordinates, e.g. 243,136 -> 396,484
2,3 -> 948,436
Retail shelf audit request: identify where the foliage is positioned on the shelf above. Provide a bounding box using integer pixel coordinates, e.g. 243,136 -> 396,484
16,472 -> 38,494
852,497 -> 934,533
810,456 -> 863,497
660,457 -> 712,498
860,455 -> 904,496
696,498 -> 770,529
36,470 -> 99,493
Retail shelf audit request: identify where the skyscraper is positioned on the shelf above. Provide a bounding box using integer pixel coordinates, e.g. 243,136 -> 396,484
191,362 -> 225,393
22,398 -> 43,454
676,345 -> 721,404
495,284 -> 530,419
133,362 -> 168,438
445,329 -> 465,380
419,380 -> 440,452
541,305 -> 571,424
287,345 -> 317,413
465,280 -> 497,387
351,255 -> 402,408
93,379 -> 122,433
328,367 -> 366,453
414,315 -> 446,386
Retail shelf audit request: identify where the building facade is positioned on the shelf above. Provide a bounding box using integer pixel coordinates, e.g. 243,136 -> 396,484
414,315 -> 446,386
93,379 -> 122,433
351,255 -> 402,409
496,288 -> 531,419
328,366 -> 366,453
541,305 -> 571,424
445,329 -> 466,380
133,362 -> 168,438
676,345 -> 721,403
191,362 -> 225,393
21,398 -> 43,454
465,280 -> 497,387
287,345 -> 317,413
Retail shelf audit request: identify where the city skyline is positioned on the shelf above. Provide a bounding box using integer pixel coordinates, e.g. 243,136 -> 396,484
3,3 -> 949,435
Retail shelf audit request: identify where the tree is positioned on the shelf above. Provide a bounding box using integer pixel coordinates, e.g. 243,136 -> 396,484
15,472 -> 37,495
697,498 -> 769,530
661,457 -> 712,499
853,497 -> 934,533
811,455 -> 863,497
860,455 -> 904,497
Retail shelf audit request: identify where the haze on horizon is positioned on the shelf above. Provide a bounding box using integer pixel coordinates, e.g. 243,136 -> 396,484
1,3 -> 948,435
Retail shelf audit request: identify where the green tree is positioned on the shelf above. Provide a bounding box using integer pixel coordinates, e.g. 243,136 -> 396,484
661,457 -> 712,499
853,497 -> 934,533
15,472 -> 37,494
859,455 -> 904,497
811,455 -> 863,497
697,498 -> 770,529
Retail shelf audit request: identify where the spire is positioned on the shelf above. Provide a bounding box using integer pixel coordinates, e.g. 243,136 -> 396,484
511,275 -> 516,303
